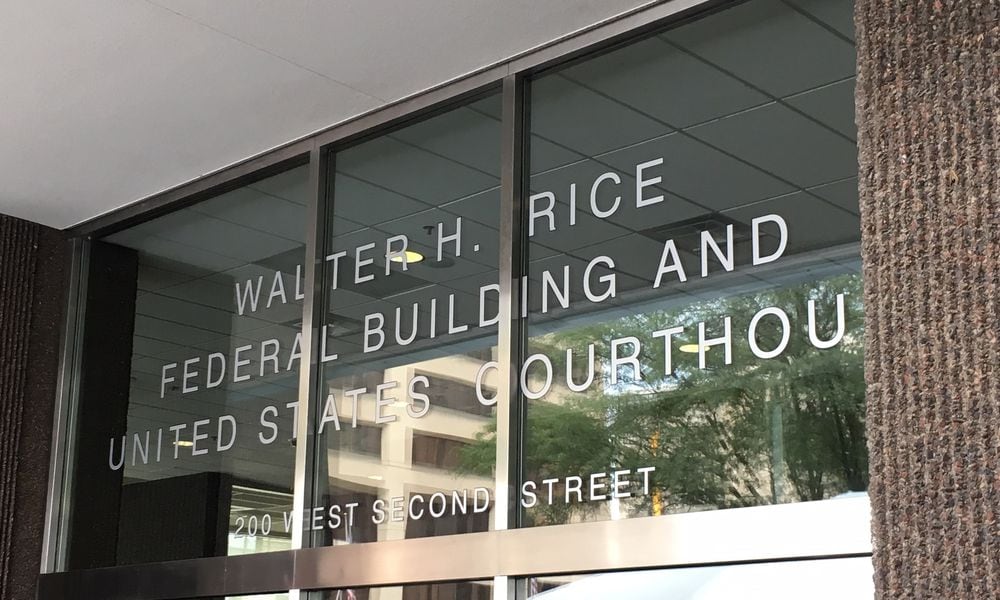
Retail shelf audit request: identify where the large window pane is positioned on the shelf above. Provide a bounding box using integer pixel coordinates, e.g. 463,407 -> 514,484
518,0 -> 864,527
311,93 -> 502,545
65,166 -> 307,567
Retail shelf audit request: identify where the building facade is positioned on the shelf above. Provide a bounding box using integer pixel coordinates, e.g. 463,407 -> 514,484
0,0 -> 996,598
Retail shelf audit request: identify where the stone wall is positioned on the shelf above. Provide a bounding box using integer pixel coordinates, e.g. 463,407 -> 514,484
0,215 -> 68,598
856,1 -> 999,597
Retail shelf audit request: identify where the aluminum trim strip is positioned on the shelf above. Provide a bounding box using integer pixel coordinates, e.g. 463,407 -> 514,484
291,142 -> 327,550
494,74 -> 528,532
40,238 -> 89,573
37,498 -> 872,598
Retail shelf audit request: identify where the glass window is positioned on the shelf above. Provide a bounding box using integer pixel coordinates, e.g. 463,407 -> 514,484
419,373 -> 494,417
52,1 -> 868,590
178,594 -> 289,600
526,557 -> 873,598
64,166 -> 308,567
310,92 -> 502,546
411,433 -> 470,470
516,0 -> 864,527
309,581 -> 492,600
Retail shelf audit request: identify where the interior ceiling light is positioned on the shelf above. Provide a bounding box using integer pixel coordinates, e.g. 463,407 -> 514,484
390,250 -> 425,264
678,344 -> 703,353
174,440 -> 194,447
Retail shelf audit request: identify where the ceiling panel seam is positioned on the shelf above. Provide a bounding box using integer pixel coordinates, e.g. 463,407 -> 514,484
140,0 -> 388,102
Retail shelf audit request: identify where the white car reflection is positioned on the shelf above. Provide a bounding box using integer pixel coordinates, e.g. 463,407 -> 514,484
531,557 -> 873,599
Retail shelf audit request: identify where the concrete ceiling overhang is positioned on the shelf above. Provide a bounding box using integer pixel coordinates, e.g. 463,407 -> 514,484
0,0 -> 655,229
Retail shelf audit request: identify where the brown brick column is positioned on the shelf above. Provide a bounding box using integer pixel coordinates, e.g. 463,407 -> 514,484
0,215 -> 68,598
856,1 -> 999,598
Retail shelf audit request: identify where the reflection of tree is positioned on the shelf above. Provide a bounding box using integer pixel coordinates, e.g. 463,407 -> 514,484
461,274 -> 867,525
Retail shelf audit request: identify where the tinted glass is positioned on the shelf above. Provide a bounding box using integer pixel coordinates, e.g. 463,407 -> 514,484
310,581 -> 492,600
517,0 -> 864,526
310,93 -> 502,545
66,166 -> 307,567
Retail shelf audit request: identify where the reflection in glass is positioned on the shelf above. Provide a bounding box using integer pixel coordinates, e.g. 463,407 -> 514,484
313,93 -> 502,545
527,557 -> 873,599
310,581 -> 492,600
66,166 -> 307,567
495,0 -> 866,527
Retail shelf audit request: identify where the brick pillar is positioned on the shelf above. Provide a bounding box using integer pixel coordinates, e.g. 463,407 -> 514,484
0,215 -> 68,598
856,1 -> 999,597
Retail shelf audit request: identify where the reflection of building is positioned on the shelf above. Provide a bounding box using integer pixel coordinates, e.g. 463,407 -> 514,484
323,353 -> 498,545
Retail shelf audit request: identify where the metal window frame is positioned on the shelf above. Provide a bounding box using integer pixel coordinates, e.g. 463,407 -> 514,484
38,0 -> 873,598
494,73 -> 529,534
40,237 -> 89,574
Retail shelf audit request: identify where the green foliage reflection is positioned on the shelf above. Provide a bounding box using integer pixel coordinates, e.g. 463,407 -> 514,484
462,273 -> 867,525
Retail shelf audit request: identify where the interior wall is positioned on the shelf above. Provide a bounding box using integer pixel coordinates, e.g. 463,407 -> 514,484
0,215 -> 69,598
856,1 -> 999,597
